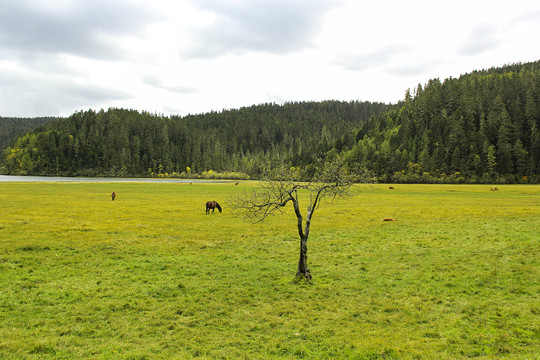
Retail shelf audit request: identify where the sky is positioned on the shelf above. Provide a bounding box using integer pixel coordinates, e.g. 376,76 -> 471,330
1,0 -> 540,118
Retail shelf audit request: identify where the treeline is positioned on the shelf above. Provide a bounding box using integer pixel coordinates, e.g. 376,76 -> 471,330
1,60 -> 539,183
339,61 -> 540,183
0,101 -> 392,177
0,116 -> 54,150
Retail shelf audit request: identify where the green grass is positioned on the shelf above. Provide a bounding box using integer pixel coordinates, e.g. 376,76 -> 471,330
0,181 -> 538,359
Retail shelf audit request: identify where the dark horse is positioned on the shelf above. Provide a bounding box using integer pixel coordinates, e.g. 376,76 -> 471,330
206,201 -> 222,214
111,192 -> 116,201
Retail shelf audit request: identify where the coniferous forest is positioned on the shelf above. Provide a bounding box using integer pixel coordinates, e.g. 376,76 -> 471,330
1,60 -> 540,183
0,117 -> 53,151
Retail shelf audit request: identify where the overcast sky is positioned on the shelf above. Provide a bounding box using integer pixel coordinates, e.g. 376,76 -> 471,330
1,0 -> 539,118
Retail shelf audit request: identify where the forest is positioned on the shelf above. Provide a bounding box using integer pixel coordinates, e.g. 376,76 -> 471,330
0,116 -> 53,151
1,60 -> 539,183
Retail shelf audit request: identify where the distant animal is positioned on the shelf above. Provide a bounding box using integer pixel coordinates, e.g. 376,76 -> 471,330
388,186 -> 395,190
382,217 -> 397,221
490,187 -> 499,191
206,201 -> 222,214
235,182 -> 239,185
111,192 -> 116,201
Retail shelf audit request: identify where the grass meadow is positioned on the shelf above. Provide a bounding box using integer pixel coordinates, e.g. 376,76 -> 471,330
0,181 -> 538,359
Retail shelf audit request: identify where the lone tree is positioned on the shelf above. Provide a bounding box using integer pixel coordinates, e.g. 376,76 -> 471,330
232,157 -> 372,282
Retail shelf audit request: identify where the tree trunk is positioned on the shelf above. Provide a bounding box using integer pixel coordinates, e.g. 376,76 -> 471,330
296,235 -> 312,281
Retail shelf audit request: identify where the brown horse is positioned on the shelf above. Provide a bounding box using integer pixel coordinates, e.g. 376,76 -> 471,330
382,217 -> 397,221
388,186 -> 395,190
490,187 -> 499,191
111,192 -> 116,200
206,201 -> 222,214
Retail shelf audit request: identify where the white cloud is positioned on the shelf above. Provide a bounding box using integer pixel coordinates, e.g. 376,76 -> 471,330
182,0 -> 339,58
0,0 -> 539,117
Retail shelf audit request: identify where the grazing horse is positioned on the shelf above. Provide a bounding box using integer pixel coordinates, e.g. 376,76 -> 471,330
111,192 -> 116,201
388,186 -> 395,190
382,217 -> 397,221
206,201 -> 222,214
490,187 -> 499,191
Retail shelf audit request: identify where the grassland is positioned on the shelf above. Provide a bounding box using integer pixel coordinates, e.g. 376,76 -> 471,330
0,181 -> 538,359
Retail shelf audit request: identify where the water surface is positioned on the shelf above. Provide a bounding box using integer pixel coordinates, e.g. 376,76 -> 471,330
0,175 -> 226,183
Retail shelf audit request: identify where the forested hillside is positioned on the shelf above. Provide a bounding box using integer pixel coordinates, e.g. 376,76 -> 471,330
0,117 -> 54,151
340,61 -> 540,183
1,61 -> 539,183
0,101 -> 392,177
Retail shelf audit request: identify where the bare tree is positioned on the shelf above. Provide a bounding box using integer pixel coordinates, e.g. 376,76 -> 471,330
232,157 -> 372,282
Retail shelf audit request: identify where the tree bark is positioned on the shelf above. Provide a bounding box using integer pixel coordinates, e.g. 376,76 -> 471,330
290,194 -> 312,281
296,235 -> 312,281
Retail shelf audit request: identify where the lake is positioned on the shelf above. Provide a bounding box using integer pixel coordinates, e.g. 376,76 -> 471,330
0,175 -> 228,183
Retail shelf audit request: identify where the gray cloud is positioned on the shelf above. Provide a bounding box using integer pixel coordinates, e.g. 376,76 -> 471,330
0,69 -> 131,117
386,63 -> 430,78
183,0 -> 341,58
142,75 -> 197,94
0,0 -> 161,60
459,38 -> 500,57
459,24 -> 501,57
336,45 -> 409,72
509,9 -> 540,28
0,0 -> 161,116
